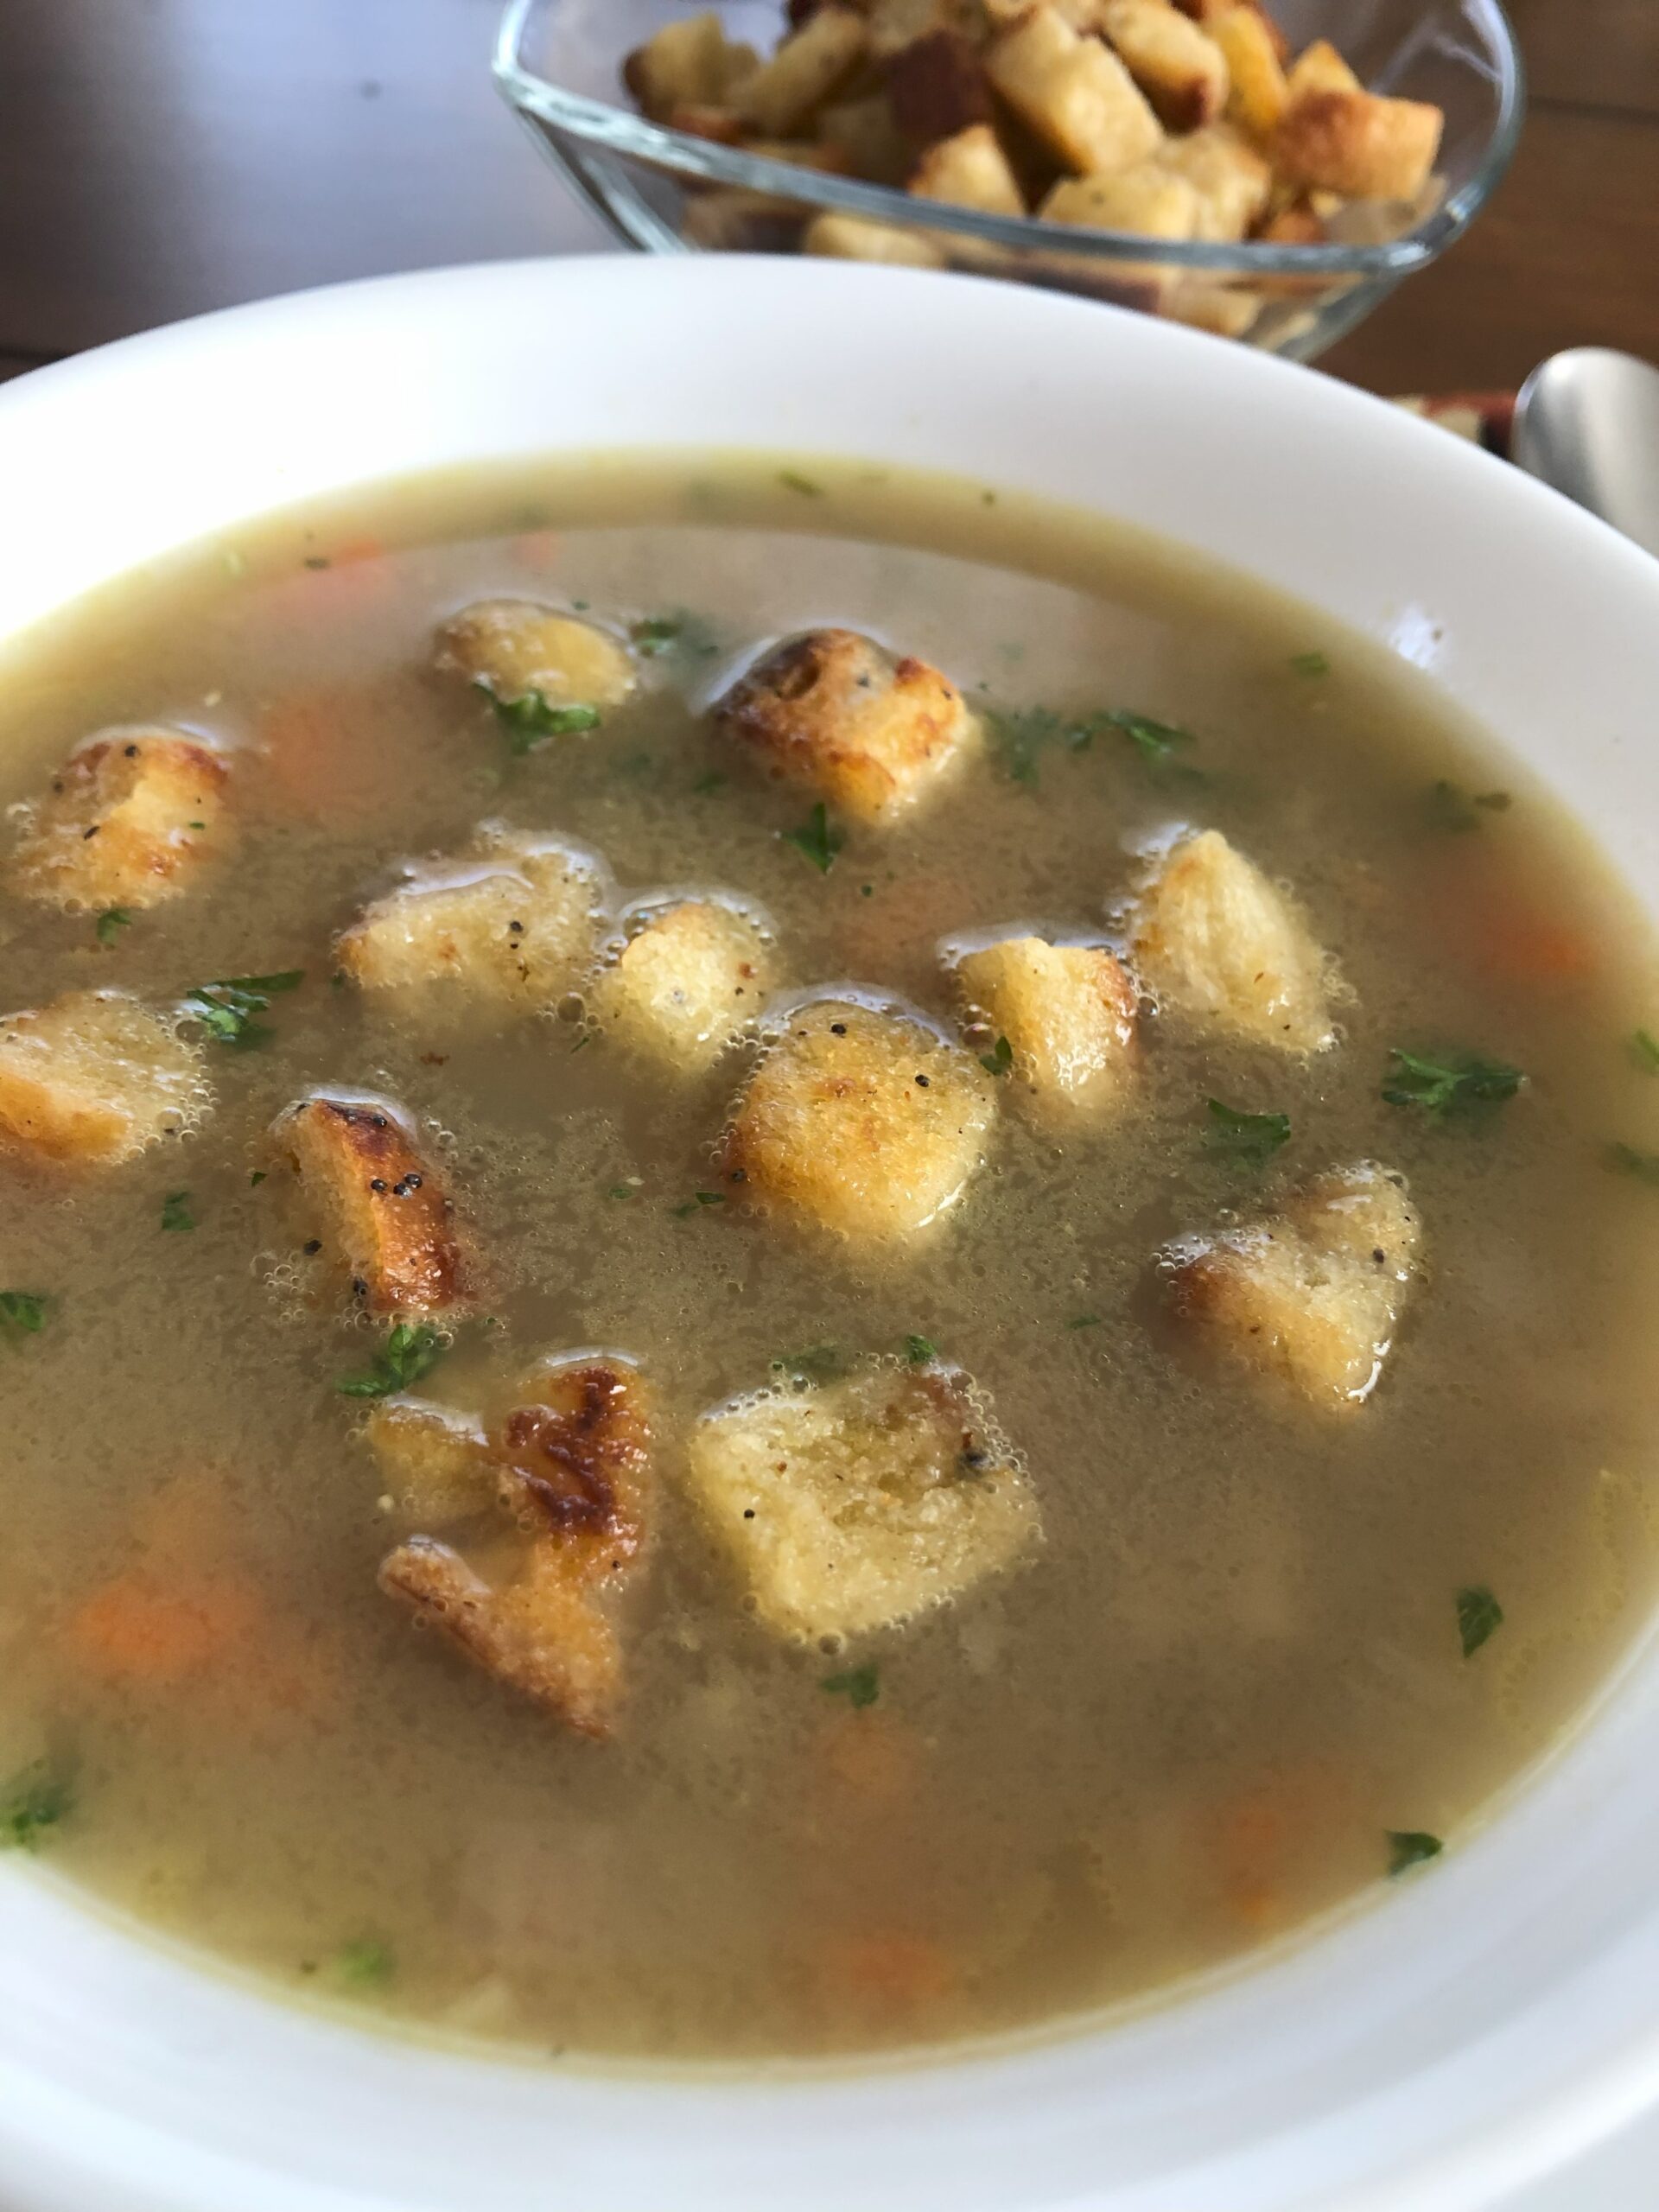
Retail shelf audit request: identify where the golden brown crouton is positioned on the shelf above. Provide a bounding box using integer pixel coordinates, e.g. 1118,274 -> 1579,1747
0,989 -> 207,1166
1284,37 -> 1358,97
379,1357 -> 651,1737
1041,162 -> 1199,238
816,90 -> 916,184
10,728 -> 231,912
1101,0 -> 1228,130
365,1395 -> 493,1524
804,211 -> 948,264
736,7 -> 868,135
715,628 -> 976,823
591,898 -> 774,1074
725,996 -> 996,1242
1274,86 -> 1443,202
1155,121 -> 1270,238
867,0 -> 988,59
910,121 -> 1027,214
1166,1162 -> 1421,1409
887,29 -> 994,144
270,1091 -> 470,1319
1210,5 -> 1287,137
986,7 -> 1162,177
683,1357 -> 1039,1639
1128,830 -> 1335,1052
952,934 -> 1137,1119
622,10 -> 760,120
436,600 -> 635,712
335,829 -> 604,1012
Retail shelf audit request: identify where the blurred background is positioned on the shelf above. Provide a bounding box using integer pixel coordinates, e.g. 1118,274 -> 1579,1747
0,0 -> 1654,394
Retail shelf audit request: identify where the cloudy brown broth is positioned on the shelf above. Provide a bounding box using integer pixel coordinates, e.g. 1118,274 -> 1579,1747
3,456 -> 1659,2063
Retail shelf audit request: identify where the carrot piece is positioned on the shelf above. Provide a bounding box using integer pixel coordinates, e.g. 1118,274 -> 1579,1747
1419,849 -> 1598,989
512,531 -> 562,571
64,1572 -> 264,1688
1211,1760 -> 1353,1931
818,1709 -> 919,1808
255,688 -> 411,823
819,1930 -> 955,2012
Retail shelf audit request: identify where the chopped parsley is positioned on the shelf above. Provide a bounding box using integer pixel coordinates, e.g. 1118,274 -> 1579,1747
692,771 -> 728,795
779,469 -> 823,497
987,705 -> 1066,785
771,1344 -> 846,1382
822,1663 -> 880,1708
631,611 -> 721,660
903,1334 -> 938,1364
781,801 -> 844,874
478,680 -> 602,753
1206,1097 -> 1291,1164
331,1937 -> 395,1989
1066,1313 -> 1103,1331
1,1761 -> 72,1851
335,1321 -> 445,1400
182,970 -> 304,1051
671,1191 -> 725,1217
1606,1141 -> 1659,1186
1456,1585 -> 1503,1657
95,906 -> 132,945
160,1191 -> 196,1233
989,702 -> 1198,785
0,1291 -> 49,1339
1289,650 -> 1330,677
1382,1048 -> 1525,1116
1386,1830 -> 1443,1877
1630,1028 -> 1659,1074
979,1034 -> 1014,1077
1096,709 -> 1197,768
249,1169 -> 267,1187
1424,780 -> 1513,834
607,1184 -> 635,1201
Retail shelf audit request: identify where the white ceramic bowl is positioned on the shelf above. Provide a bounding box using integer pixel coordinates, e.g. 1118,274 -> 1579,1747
3,256 -> 1659,2212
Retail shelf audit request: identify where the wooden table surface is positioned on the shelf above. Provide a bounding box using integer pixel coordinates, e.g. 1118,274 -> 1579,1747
0,0 -> 1656,395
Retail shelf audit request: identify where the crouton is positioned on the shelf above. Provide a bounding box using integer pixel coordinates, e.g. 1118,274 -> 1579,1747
804,212 -> 948,264
1167,1162 -> 1421,1409
591,898 -> 774,1074
1285,38 -> 1358,97
868,0 -> 988,60
365,1395 -> 493,1524
986,8 -> 1162,178
1155,121 -> 1270,238
816,91 -> 915,184
1041,161 -> 1198,238
952,935 -> 1137,1118
622,11 -> 759,121
724,996 -> 995,1242
436,600 -> 636,712
1128,830 -> 1334,1052
335,829 -> 603,1011
0,989 -> 207,1166
1210,5 -> 1287,137
1274,86 -> 1443,202
270,1091 -> 469,1319
683,1358 -> 1039,1638
1101,0 -> 1228,130
887,29 -> 994,143
379,1357 -> 650,1737
910,122 -> 1027,214
715,628 -> 976,823
10,728 -> 232,912
736,7 -> 868,136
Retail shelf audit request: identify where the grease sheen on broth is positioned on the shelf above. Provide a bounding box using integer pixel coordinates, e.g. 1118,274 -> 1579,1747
3,456 -> 1659,2063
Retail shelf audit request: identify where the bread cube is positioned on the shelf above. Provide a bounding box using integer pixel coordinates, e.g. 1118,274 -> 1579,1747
1167,1162 -> 1421,1409
952,935 -> 1137,1119
1155,121 -> 1270,239
683,1358 -> 1039,1638
365,1395 -> 493,1523
1101,0 -> 1228,130
335,828 -> 603,1012
987,8 -> 1162,178
725,997 -> 995,1242
0,989 -> 207,1166
716,627 -> 976,823
910,122 -> 1027,215
887,29 -> 994,145
10,728 -> 232,911
436,600 -> 636,710
868,0 -> 988,59
1285,38 -> 1359,97
816,91 -> 916,185
270,1090 -> 470,1319
736,7 -> 868,136
804,212 -> 948,264
621,11 -> 759,120
1275,86 -> 1443,201
1041,161 -> 1199,238
1128,830 -> 1335,1052
1210,5 -> 1287,137
379,1357 -> 650,1737
591,898 -> 773,1074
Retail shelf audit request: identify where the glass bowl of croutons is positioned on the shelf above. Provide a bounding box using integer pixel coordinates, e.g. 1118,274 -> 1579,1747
495,0 -> 1522,359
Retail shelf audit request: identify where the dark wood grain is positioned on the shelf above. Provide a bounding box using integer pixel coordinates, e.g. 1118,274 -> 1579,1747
1506,0 -> 1659,117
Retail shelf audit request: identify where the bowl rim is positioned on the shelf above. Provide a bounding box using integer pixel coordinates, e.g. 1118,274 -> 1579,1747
492,0 -> 1526,276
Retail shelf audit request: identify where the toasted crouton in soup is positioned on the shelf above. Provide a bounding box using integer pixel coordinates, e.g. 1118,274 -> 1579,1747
1154,122 -> 1270,239
365,1396 -> 493,1524
910,123 -> 1027,215
986,7 -> 1162,178
1128,830 -> 1335,1052
0,989 -> 207,1166
1274,86 -> 1443,202
10,728 -> 231,911
379,1357 -> 651,1737
1101,0 -> 1228,131
684,1358 -> 1039,1639
952,935 -> 1137,1120
1209,6 -> 1287,139
1167,1162 -> 1421,1409
621,11 -> 760,122
335,827 -> 603,1011
436,600 -> 636,711
736,7 -> 868,136
592,898 -> 774,1074
726,996 -> 995,1242
270,1091 -> 470,1319
715,628 -> 976,823
804,212 -> 948,264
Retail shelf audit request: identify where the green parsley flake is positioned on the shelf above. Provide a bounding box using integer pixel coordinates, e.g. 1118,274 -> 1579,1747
692,771 -> 728,795
249,1170 -> 267,1187
1,1761 -> 72,1851
1066,1313 -> 1103,1331
1382,1048 -> 1525,1116
1630,1029 -> 1659,1074
779,469 -> 824,497
822,1663 -> 880,1708
1606,1141 -> 1659,1186
632,611 -> 721,660
0,1291 -> 49,1338
182,970 -> 304,1051
903,1334 -> 938,1364
1424,781 -> 1514,835
1456,1585 -> 1503,1657
478,681 -> 602,753
1289,650 -> 1330,677
607,1185 -> 634,1201
671,1191 -> 726,1218
1206,1097 -> 1291,1164
95,906 -> 132,946
781,802 -> 844,874
331,1938 -> 395,1989
979,1034 -> 1014,1077
771,1344 -> 846,1382
1386,1830 -> 1443,1877
335,1322 -> 446,1400
161,1191 -> 196,1233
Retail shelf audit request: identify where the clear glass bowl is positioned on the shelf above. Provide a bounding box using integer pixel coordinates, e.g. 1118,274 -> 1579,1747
495,0 -> 1522,360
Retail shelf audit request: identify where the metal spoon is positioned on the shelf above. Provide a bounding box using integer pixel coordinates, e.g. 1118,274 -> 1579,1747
1511,347 -> 1659,560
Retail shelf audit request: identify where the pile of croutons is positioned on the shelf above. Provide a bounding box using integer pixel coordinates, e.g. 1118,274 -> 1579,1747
622,0 -> 1445,334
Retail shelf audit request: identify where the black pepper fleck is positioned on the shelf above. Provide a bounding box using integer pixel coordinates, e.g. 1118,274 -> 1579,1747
830,1022 -> 847,1035
915,1073 -> 930,1087
369,1178 -> 387,1192
302,1238 -> 321,1255
124,743 -> 139,759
